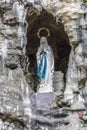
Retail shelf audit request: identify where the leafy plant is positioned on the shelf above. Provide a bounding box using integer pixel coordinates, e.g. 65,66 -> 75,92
82,0 -> 87,7
83,0 -> 87,3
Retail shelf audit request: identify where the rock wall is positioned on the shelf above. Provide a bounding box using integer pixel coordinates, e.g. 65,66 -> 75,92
0,0 -> 87,130
0,0 -> 33,129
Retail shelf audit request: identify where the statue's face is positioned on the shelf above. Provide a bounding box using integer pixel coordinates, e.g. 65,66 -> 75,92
40,37 -> 47,44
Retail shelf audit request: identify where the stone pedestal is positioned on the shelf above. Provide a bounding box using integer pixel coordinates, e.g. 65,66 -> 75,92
34,92 -> 54,130
36,92 -> 54,111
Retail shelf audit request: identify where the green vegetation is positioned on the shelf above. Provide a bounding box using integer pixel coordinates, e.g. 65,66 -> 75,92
83,0 -> 87,6
83,0 -> 87,3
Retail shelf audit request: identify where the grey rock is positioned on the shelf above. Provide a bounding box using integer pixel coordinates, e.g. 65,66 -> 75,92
2,10 -> 18,25
5,55 -> 19,69
0,0 -> 87,130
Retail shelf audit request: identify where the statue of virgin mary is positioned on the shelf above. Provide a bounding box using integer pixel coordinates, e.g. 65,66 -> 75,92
36,28 -> 54,93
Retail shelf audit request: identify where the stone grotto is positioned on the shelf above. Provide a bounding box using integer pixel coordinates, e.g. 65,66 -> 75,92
0,0 -> 87,130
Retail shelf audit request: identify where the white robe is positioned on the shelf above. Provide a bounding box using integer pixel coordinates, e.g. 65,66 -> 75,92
36,39 -> 54,93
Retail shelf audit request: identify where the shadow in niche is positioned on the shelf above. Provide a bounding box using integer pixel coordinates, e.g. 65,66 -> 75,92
26,4 -> 71,92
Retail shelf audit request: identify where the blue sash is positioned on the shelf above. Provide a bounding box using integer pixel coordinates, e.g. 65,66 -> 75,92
37,52 -> 47,79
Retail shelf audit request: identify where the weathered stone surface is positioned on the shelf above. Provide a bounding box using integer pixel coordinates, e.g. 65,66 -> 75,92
0,0 -> 87,130
2,10 -> 18,25
53,71 -> 64,96
5,55 -> 19,69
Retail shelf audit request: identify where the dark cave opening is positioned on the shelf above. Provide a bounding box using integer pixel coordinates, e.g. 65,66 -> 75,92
26,4 -> 71,91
